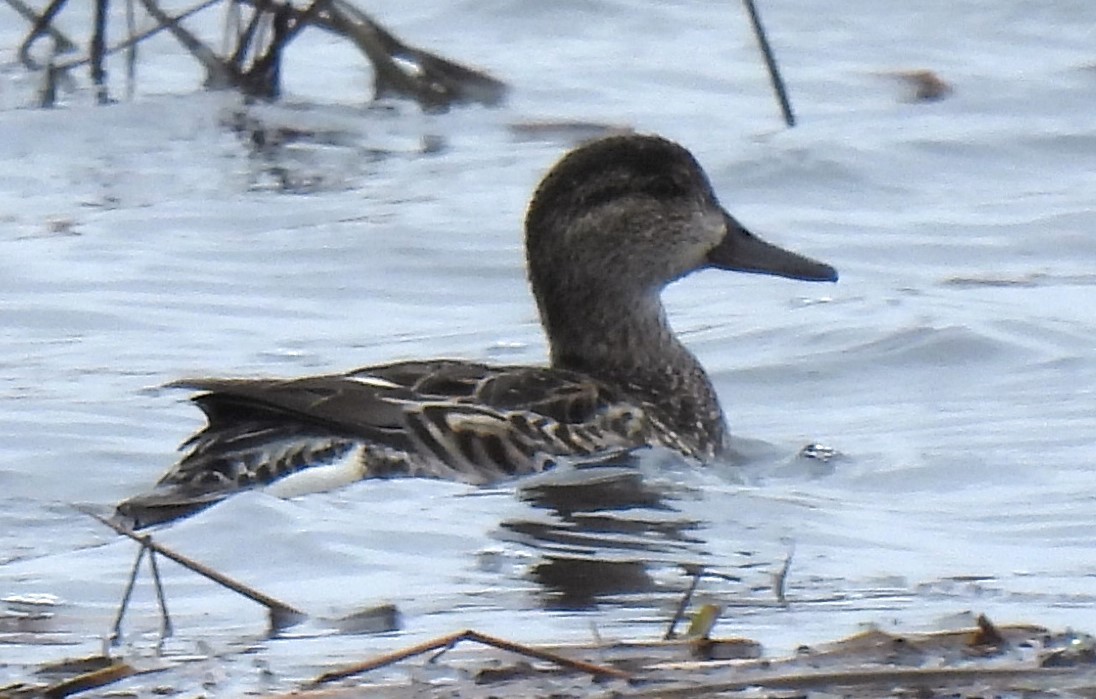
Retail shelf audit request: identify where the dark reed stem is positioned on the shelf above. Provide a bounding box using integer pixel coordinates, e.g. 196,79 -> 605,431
124,0 -> 136,99
148,549 -> 174,640
743,0 -> 795,127
91,0 -> 109,103
110,545 -> 147,644
17,0 -> 69,68
663,565 -> 704,641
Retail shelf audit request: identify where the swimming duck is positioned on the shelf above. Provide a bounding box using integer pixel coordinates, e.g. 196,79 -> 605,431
115,134 -> 837,528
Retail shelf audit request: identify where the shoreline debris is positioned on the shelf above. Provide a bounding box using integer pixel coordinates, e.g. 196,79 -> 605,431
310,628 -> 631,686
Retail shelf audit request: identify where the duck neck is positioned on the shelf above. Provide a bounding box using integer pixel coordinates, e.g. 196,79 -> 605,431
541,289 -> 727,460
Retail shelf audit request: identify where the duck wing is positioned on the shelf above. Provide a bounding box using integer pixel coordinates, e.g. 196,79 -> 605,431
115,360 -> 649,527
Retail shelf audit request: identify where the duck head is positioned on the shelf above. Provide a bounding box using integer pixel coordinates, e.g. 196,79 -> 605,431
525,134 -> 837,353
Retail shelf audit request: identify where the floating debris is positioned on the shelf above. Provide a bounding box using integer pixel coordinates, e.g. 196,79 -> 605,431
891,68 -> 954,102
280,616 -> 1096,698
1041,630 -> 1096,668
798,442 -> 840,462
5,590 -> 1095,699
0,594 -> 65,637
2,594 -> 63,618
319,603 -> 401,636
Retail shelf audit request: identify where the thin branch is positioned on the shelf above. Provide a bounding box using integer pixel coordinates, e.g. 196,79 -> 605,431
52,0 -> 222,72
773,541 -> 794,605
16,0 -> 69,69
663,565 -> 703,641
233,0 -> 508,109
124,0 -> 137,99
311,629 -> 629,685
5,0 -> 76,66
80,507 -> 307,630
228,0 -> 271,70
110,545 -> 147,644
243,0 -> 332,98
134,0 -> 238,88
40,661 -> 138,699
91,0 -> 109,103
148,547 -> 174,641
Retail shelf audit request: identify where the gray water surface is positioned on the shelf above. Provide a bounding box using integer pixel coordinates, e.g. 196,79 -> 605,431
1,0 -> 1095,692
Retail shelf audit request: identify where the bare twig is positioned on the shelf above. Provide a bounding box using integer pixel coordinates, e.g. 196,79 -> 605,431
241,0 -> 314,99
52,0 -> 222,72
334,0 -> 506,108
7,0 -> 77,66
91,0 -> 109,102
147,546 -> 174,641
124,0 -> 137,99
233,0 -> 507,109
80,507 -> 307,630
17,0 -> 69,69
280,0 -> 334,45
110,545 -> 147,644
773,541 -> 794,605
227,0 -> 270,71
663,565 -> 704,641
39,60 -> 61,107
41,661 -> 138,699
311,629 -> 630,685
135,0 -> 238,88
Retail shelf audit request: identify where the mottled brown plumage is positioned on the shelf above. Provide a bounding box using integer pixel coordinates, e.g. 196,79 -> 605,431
115,134 -> 837,528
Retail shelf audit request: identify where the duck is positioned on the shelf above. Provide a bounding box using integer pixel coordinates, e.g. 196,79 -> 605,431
114,134 -> 837,528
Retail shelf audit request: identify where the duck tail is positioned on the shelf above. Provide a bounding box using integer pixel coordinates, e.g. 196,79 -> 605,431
113,487 -> 234,529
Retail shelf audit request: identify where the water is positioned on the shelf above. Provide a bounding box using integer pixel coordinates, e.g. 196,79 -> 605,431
1,0 -> 1095,692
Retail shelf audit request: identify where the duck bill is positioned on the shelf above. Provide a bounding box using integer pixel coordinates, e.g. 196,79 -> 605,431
708,212 -> 838,282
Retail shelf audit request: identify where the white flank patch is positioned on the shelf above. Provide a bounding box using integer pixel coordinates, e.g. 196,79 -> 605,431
345,374 -> 402,389
263,445 -> 367,498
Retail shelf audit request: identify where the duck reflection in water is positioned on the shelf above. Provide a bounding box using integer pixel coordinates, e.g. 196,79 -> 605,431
498,459 -> 709,611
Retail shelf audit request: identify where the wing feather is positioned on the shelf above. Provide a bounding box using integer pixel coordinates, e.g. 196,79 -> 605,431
118,359 -> 656,527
